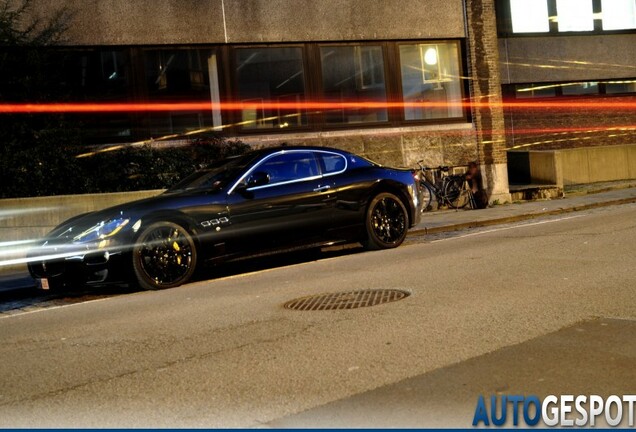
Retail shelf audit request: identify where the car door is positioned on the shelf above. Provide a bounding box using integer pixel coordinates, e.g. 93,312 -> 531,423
318,151 -> 373,230
225,150 -> 336,253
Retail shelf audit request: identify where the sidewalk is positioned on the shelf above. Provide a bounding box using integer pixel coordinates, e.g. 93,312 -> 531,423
413,186 -> 636,235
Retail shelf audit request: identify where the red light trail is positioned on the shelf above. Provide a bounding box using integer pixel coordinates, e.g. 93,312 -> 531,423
1,100 -> 636,114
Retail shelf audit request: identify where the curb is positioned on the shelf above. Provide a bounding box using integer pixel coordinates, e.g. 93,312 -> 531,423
409,196 -> 636,236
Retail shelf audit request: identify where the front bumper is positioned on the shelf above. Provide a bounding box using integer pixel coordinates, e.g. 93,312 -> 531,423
27,243 -> 127,289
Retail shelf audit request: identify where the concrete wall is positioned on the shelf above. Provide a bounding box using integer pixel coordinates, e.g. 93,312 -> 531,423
0,190 -> 163,242
561,144 -> 636,185
509,144 -> 636,187
241,124 -> 479,169
499,34 -> 636,84
34,0 -> 466,45
0,190 -> 163,274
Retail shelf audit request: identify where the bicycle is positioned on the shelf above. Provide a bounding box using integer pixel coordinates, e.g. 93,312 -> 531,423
415,161 -> 473,212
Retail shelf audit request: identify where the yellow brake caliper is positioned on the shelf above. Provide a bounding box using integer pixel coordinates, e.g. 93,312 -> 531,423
172,241 -> 182,265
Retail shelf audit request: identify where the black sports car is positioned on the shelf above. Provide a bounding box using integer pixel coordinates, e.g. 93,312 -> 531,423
27,146 -> 422,290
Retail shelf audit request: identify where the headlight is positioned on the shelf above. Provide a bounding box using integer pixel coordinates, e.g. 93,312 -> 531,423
73,218 -> 129,243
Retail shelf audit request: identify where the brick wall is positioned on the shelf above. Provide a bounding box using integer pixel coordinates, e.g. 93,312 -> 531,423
505,95 -> 636,151
464,0 -> 510,199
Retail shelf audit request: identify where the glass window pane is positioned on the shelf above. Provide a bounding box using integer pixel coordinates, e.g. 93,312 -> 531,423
514,84 -> 557,98
143,48 -> 216,137
510,0 -> 550,33
602,0 -> 636,30
257,152 -> 319,184
557,0 -> 595,32
398,43 -> 463,121
61,49 -> 133,144
320,153 -> 347,174
562,82 -> 599,95
234,47 -> 306,131
319,45 -> 388,125
605,80 -> 636,94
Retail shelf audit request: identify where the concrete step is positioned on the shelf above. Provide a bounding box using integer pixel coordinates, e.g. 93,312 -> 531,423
509,184 -> 564,201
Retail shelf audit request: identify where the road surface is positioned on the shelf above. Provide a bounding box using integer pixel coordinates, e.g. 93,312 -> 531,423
1,203 -> 635,427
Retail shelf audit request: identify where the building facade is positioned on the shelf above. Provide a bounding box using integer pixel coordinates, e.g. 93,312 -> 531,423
496,0 -> 636,183
18,0 -> 636,196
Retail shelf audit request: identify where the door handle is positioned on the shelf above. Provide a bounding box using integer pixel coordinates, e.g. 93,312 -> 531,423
313,185 -> 331,193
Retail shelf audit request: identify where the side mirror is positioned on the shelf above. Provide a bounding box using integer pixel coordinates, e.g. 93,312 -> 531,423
246,171 -> 270,188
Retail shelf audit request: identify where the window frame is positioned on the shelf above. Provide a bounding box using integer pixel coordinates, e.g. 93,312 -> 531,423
229,150 -> 322,193
40,41 -> 470,143
228,43 -> 313,134
223,40 -> 469,135
394,39 -> 468,126
314,41 -> 393,130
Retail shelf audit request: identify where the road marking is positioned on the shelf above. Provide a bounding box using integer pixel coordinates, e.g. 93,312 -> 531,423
429,214 -> 587,243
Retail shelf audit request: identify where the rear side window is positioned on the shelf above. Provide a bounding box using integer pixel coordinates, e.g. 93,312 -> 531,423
320,153 -> 347,175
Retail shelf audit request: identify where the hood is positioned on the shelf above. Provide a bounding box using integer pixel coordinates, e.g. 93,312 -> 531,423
44,188 -> 224,243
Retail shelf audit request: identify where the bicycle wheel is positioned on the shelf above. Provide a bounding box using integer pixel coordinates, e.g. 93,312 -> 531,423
443,176 -> 471,209
419,181 -> 433,213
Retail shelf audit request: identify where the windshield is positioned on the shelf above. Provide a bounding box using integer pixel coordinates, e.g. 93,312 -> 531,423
167,153 -> 258,193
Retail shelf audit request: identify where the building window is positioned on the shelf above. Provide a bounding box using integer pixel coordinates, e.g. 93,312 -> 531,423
234,47 -> 307,131
604,79 -> 636,93
62,49 -> 133,143
561,81 -> 599,96
319,45 -> 388,125
556,0 -> 595,32
143,48 -> 216,137
510,79 -> 636,98
514,84 -> 557,98
398,43 -> 464,121
15,40 -> 467,144
602,0 -> 636,30
500,0 -> 636,34
509,0 -> 550,33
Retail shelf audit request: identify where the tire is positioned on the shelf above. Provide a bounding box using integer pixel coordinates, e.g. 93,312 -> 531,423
132,221 -> 198,290
419,182 -> 433,213
444,176 -> 471,209
363,192 -> 409,250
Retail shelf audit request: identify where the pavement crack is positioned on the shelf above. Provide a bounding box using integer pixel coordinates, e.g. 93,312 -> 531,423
0,317 -> 320,407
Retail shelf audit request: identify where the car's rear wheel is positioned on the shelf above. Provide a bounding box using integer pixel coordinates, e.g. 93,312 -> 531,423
363,192 -> 409,250
132,221 -> 197,290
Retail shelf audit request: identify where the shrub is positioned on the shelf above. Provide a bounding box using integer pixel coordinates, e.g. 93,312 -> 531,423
0,135 -> 251,198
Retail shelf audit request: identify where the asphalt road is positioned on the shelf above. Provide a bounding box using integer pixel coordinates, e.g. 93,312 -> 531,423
0,204 -> 635,427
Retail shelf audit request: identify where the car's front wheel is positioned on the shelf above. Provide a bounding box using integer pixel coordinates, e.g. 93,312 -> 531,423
132,221 -> 198,290
363,192 -> 409,250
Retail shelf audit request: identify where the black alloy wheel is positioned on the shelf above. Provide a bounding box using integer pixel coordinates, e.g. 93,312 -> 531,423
132,221 -> 198,290
364,192 -> 409,250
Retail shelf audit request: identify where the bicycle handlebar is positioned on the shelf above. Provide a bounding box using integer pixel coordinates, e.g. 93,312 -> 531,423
416,161 -> 451,173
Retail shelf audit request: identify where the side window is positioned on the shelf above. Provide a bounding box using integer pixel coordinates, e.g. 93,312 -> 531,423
320,153 -> 347,175
256,152 -> 319,185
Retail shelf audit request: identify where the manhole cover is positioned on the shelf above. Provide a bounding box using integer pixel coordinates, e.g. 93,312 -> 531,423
283,289 -> 410,311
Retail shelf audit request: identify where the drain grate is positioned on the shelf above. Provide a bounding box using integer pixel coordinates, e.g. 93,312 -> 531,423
283,289 -> 410,311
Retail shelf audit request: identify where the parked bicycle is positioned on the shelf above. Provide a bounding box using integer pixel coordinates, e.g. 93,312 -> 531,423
415,161 -> 472,212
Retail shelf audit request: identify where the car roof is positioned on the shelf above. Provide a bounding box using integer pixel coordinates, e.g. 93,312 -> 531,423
250,146 -> 351,157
